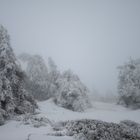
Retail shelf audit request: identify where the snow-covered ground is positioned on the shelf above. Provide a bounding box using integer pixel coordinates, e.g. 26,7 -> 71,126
39,99 -> 140,123
0,99 -> 140,140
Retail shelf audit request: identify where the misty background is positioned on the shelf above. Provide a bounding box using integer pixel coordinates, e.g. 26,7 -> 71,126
0,0 -> 140,95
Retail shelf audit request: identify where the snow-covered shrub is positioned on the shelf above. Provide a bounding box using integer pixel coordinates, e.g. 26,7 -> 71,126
0,25 -> 37,123
53,119 -> 140,140
54,70 -> 91,112
118,58 -> 140,109
15,114 -> 50,128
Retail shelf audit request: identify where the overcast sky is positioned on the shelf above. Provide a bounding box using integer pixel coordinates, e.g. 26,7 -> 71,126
0,0 -> 140,95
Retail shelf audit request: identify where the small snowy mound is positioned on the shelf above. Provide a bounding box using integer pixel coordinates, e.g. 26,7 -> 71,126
54,70 -> 91,112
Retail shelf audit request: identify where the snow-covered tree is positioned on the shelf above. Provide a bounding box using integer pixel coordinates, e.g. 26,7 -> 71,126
18,53 -> 31,62
118,58 -> 140,108
26,55 -> 48,82
19,54 -> 91,111
48,57 -> 57,73
47,57 -> 60,97
19,55 -> 61,100
0,25 -> 37,124
19,54 -> 50,100
54,70 -> 91,112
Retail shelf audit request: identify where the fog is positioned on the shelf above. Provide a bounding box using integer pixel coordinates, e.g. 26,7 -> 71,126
0,0 -> 140,95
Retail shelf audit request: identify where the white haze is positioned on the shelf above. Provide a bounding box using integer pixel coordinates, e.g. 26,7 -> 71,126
0,0 -> 140,95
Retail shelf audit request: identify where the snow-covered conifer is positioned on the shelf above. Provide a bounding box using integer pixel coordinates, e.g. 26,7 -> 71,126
0,25 -> 36,123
